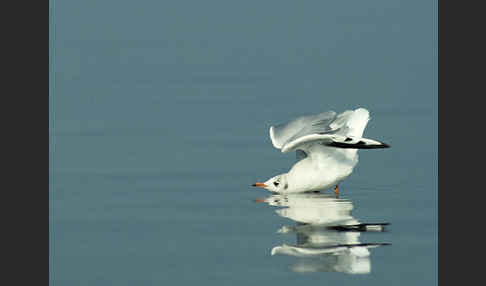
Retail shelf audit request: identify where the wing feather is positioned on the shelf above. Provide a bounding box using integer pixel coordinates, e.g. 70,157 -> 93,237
269,111 -> 337,149
269,108 -> 388,154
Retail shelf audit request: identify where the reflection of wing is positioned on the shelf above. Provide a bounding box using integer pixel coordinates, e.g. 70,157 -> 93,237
271,243 -> 387,257
269,108 -> 375,154
280,223 -> 389,234
290,252 -> 371,274
272,243 -> 390,274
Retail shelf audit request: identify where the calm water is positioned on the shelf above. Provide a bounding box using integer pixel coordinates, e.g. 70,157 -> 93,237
50,0 -> 437,285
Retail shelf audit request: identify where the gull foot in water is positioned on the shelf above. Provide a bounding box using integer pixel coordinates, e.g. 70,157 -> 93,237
333,185 -> 339,198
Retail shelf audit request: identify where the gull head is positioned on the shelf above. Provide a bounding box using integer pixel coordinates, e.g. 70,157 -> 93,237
252,174 -> 288,193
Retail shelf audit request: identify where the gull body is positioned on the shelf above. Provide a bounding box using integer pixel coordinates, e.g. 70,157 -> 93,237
253,108 -> 390,194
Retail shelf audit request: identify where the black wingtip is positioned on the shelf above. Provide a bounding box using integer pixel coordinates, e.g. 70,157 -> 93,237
380,142 -> 391,148
326,141 -> 391,149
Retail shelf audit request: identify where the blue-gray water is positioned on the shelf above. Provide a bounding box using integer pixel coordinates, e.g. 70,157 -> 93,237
50,0 -> 437,285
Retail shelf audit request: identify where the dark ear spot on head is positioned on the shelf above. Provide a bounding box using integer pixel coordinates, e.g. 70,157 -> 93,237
284,183 -> 288,189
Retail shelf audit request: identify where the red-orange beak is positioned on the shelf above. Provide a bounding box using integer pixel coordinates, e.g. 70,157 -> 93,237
252,182 -> 268,188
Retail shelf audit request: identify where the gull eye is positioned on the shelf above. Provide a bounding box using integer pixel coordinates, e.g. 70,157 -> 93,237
273,181 -> 279,187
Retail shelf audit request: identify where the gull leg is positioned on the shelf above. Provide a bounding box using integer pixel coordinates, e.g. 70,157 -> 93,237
333,185 -> 339,198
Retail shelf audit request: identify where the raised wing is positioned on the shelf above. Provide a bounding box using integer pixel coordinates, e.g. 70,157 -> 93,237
281,134 -> 390,153
269,111 -> 337,149
269,108 -> 388,154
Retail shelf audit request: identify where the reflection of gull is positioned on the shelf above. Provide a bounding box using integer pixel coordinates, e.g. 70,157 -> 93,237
271,243 -> 383,274
258,193 -> 390,274
263,193 -> 356,225
290,252 -> 373,274
252,108 -> 390,194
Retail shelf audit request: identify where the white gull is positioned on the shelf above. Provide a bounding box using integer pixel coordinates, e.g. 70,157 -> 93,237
252,108 -> 390,194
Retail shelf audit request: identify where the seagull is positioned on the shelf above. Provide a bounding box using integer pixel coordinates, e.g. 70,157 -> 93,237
252,108 -> 390,194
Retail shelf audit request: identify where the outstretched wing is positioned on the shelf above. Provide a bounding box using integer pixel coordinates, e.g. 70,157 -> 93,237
281,134 -> 389,153
269,108 -> 389,154
269,111 -> 337,149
